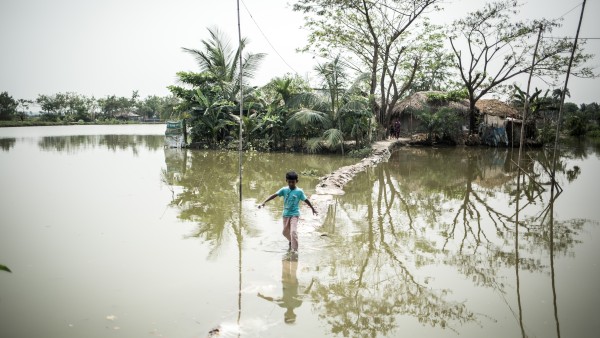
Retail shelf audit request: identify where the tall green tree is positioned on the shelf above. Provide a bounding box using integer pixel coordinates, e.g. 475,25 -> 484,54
249,75 -> 312,148
449,0 -> 594,133
137,95 -> 178,120
37,92 -> 97,121
16,99 -> 34,121
97,92 -> 137,118
170,27 -> 266,144
0,92 -> 18,121
293,0 -> 443,136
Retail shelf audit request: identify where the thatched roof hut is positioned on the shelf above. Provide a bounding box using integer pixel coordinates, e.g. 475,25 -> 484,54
475,99 -> 519,119
392,91 -> 470,118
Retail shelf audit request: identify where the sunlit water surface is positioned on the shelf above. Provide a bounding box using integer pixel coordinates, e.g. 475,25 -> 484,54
0,125 -> 599,338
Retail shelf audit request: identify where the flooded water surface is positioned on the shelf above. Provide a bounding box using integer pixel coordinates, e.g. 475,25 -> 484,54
0,125 -> 599,338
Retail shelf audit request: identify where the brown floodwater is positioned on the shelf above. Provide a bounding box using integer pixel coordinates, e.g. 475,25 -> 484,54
0,125 -> 599,338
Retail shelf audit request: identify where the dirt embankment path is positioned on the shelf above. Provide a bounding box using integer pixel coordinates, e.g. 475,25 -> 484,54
309,138 -> 409,216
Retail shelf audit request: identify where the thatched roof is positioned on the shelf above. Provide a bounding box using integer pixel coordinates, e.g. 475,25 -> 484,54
393,91 -> 470,117
475,99 -> 519,118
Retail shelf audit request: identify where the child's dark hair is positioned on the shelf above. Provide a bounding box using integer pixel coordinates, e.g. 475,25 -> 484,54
286,171 -> 299,181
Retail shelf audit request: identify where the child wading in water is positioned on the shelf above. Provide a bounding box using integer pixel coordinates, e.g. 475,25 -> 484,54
258,171 -> 318,253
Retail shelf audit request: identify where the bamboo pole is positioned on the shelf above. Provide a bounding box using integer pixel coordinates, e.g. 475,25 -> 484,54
551,0 -> 587,183
237,0 -> 244,202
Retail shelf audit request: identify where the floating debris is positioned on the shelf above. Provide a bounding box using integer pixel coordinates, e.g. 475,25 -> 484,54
207,326 -> 220,337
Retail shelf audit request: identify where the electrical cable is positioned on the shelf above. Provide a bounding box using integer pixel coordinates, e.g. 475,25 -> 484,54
240,0 -> 299,74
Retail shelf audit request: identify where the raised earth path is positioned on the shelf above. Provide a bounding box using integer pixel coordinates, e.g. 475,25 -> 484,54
309,138 -> 409,217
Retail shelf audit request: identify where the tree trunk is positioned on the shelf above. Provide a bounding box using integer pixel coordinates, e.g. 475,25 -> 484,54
469,100 -> 477,134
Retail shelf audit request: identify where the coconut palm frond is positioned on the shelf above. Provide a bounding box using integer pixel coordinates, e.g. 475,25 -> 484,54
323,128 -> 344,147
340,99 -> 369,114
346,72 -> 371,96
287,92 -> 324,109
197,28 -> 233,79
305,137 -> 323,153
271,77 -> 292,94
241,52 -> 267,80
184,26 -> 264,99
287,108 -> 329,126
181,47 -> 210,73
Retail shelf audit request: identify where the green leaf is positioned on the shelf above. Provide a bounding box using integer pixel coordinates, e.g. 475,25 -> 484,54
323,128 -> 344,147
287,108 -> 329,126
1,264 -> 11,273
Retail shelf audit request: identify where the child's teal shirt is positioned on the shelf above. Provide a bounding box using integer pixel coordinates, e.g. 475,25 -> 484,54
277,186 -> 307,217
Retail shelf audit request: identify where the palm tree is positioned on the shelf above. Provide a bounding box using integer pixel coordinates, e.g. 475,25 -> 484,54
182,26 -> 265,103
175,26 -> 266,145
287,56 -> 371,153
259,75 -> 312,149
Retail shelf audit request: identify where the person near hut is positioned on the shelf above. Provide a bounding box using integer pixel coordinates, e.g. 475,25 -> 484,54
392,119 -> 401,138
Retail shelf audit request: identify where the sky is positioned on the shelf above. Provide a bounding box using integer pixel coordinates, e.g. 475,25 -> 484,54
1,0 -> 598,109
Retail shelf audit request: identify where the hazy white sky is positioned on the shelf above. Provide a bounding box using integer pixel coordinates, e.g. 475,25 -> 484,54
1,0 -> 598,106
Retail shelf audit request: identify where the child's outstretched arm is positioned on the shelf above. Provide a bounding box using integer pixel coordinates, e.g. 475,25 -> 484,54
304,199 -> 318,216
258,193 -> 278,208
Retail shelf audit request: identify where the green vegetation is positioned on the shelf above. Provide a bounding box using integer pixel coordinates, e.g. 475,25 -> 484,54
168,29 -> 373,153
416,108 -> 463,143
1,90 -> 178,126
425,89 -> 469,104
564,103 -> 600,138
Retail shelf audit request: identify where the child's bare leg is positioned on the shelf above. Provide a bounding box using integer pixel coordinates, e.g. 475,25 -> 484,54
289,216 -> 299,251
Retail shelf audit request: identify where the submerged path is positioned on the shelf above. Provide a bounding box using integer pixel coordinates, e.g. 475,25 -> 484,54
309,138 -> 409,216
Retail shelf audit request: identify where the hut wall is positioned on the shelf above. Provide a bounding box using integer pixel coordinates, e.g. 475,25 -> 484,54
483,114 -> 506,127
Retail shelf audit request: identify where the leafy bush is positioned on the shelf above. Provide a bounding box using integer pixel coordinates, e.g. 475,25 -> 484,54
537,123 -> 556,144
416,108 -> 462,142
565,111 -> 588,137
348,147 -> 372,158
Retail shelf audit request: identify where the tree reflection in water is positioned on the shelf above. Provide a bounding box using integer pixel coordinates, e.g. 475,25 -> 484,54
162,145 -> 593,337
310,146 -> 588,337
162,149 -> 356,257
36,134 -> 164,155
0,137 -> 16,151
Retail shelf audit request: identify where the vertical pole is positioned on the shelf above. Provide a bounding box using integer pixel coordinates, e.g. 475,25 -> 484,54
237,0 -> 244,202
518,24 -> 543,158
236,2 -> 244,331
551,0 -> 586,183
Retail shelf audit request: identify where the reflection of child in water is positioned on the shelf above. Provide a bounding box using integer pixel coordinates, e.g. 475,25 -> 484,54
258,255 -> 311,324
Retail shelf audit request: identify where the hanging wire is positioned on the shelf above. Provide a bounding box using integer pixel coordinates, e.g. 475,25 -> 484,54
240,0 -> 299,74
